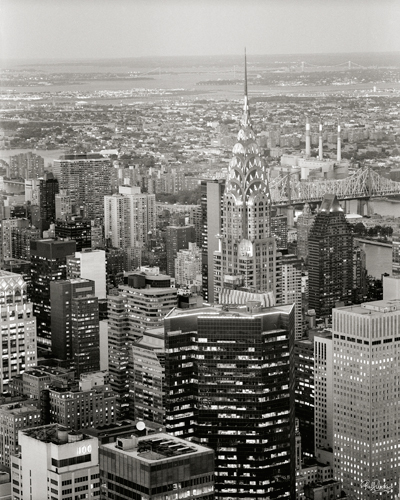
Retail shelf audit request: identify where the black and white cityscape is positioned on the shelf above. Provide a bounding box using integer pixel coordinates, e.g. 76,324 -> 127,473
1,1 -> 400,499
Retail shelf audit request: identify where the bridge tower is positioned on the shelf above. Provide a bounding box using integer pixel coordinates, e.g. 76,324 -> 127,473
356,199 -> 374,216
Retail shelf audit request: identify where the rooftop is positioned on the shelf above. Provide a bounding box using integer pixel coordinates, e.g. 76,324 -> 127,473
102,432 -> 212,463
22,424 -> 92,445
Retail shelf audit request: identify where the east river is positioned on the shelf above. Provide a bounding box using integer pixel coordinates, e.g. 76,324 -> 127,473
352,199 -> 400,279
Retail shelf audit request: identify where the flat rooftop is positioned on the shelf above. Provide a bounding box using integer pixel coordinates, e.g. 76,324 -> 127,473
22,424 -> 93,445
337,299 -> 400,317
102,432 -> 212,463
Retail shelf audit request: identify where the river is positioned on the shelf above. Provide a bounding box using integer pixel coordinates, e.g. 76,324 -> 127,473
352,199 -> 400,279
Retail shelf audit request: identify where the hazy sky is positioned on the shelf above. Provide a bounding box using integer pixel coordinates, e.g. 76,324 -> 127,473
1,0 -> 400,60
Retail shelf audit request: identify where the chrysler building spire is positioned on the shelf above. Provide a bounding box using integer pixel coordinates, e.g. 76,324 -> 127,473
242,48 -> 250,126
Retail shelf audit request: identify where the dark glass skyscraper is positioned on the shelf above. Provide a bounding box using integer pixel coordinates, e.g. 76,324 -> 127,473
30,239 -> 76,347
308,194 -> 353,318
50,278 -> 100,376
164,303 -> 296,499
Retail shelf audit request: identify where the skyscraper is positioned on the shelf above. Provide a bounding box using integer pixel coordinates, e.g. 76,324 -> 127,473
66,248 -> 107,299
50,278 -> 100,376
55,216 -> 92,251
38,172 -> 59,234
308,194 -> 353,318
104,186 -> 156,269
165,225 -> 196,278
296,203 -> 314,264
53,153 -> 112,219
282,252 -> 303,339
0,270 -> 37,393
332,300 -> 400,498
201,179 -> 225,304
175,242 -> 202,288
108,269 -> 177,417
164,302 -> 296,499
392,229 -> 400,275
30,239 -> 76,346
213,57 -> 280,304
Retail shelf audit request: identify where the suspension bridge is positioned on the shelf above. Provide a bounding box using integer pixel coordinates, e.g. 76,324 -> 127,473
269,166 -> 400,207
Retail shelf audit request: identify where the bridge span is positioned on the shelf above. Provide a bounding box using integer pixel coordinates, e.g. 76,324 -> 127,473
269,166 -> 400,207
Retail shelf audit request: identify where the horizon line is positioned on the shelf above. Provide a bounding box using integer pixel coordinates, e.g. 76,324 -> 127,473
2,49 -> 400,64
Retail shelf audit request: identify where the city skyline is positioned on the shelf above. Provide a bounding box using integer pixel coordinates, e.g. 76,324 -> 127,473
1,0 -> 400,62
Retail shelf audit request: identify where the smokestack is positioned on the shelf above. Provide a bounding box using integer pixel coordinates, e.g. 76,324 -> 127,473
337,122 -> 341,162
318,122 -> 323,160
305,116 -> 311,157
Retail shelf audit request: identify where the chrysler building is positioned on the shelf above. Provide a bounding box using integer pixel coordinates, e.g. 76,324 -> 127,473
214,55 -> 281,305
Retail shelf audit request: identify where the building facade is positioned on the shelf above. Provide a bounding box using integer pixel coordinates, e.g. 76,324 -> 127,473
0,271 -> 37,393
30,239 -> 76,346
53,153 -> 112,219
164,302 -> 296,499
50,278 -> 100,376
12,424 -> 100,500
332,300 -> 400,498
308,194 -> 353,318
100,433 -> 215,500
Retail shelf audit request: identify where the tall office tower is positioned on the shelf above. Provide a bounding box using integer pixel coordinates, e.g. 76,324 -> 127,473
55,215 -> 91,251
9,151 -> 44,178
11,226 -> 40,260
0,218 -> 29,264
189,205 -> 203,248
100,433 -> 215,500
47,380 -> 116,429
0,271 -> 37,393
282,253 -> 303,339
165,225 -> 196,278
392,230 -> 400,275
271,210 -> 288,250
53,153 -> 112,219
11,424 -> 100,500
313,331 -> 333,465
106,247 -> 125,293
294,336 -> 315,458
129,328 -> 165,424
332,300 -> 400,498
38,172 -> 59,234
55,189 -> 72,220
201,179 -> 225,304
30,239 -> 76,346
337,122 -> 341,162
175,242 -> 202,288
296,203 -> 314,264
66,248 -> 107,299
90,219 -> 104,249
108,270 -> 177,417
164,302 -> 296,499
50,278 -> 100,376
0,401 -> 41,467
104,186 -> 156,266
308,194 -> 353,318
353,245 -> 368,303
213,63 -> 280,305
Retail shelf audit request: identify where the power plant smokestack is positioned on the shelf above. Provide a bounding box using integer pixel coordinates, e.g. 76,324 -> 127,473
337,122 -> 341,162
318,122 -> 323,160
305,116 -> 311,157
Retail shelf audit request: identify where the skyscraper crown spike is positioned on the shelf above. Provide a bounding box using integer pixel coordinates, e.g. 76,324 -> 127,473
242,48 -> 250,126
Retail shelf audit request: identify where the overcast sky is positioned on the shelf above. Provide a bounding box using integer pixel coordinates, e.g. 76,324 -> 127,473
1,0 -> 400,61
